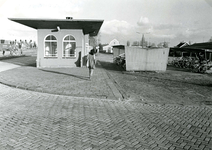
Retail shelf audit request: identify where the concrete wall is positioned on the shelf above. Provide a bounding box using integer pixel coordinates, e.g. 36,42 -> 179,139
125,47 -> 169,71
37,29 -> 85,68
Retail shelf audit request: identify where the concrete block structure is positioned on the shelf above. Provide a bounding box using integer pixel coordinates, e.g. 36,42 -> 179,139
125,47 -> 169,71
9,17 -> 103,68
112,45 -> 125,61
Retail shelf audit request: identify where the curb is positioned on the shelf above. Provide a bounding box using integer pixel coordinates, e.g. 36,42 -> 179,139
96,61 -> 124,101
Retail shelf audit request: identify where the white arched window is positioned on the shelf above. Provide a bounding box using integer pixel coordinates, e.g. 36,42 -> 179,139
44,35 -> 57,57
63,35 -> 76,57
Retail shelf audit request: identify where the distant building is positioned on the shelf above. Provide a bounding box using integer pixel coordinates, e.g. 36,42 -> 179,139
112,45 -> 125,61
174,41 -> 190,48
9,17 -> 103,68
169,42 -> 212,60
103,39 -> 120,53
109,39 -> 120,46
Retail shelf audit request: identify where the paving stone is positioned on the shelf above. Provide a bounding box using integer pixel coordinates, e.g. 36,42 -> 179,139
0,85 -> 211,149
1,55 -> 212,149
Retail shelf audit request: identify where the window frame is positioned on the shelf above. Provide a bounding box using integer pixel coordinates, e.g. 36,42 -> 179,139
62,34 -> 77,58
44,34 -> 58,58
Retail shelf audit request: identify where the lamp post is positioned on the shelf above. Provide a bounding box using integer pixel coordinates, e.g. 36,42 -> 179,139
136,32 -> 150,48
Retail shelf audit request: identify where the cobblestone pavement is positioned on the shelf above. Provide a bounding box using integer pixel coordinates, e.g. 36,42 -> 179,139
0,84 -> 212,150
98,54 -> 212,106
1,54 -> 212,149
0,57 -> 122,100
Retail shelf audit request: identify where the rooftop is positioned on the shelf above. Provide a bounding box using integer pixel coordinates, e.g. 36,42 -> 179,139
9,18 -> 104,36
171,42 -> 212,52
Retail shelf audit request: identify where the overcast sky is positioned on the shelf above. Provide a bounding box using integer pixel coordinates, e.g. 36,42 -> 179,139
0,0 -> 212,46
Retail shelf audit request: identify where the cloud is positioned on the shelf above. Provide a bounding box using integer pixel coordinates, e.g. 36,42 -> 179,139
152,33 -> 176,39
0,0 -> 84,18
0,0 -> 7,7
154,23 -> 182,30
137,16 -> 150,26
100,19 -> 178,44
205,0 -> 212,7
101,20 -> 133,35
0,0 -> 83,40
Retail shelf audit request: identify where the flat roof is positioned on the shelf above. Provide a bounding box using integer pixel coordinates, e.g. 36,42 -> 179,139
112,45 -> 125,49
8,18 -> 104,36
183,42 -> 212,50
170,47 -> 212,53
170,42 -> 212,53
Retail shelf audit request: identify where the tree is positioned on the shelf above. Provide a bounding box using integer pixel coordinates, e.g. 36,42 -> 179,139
132,41 -> 139,46
157,43 -> 163,48
89,36 -> 98,47
209,36 -> 212,42
98,43 -> 103,52
150,43 -> 156,47
163,42 -> 169,48
140,34 -> 145,47
97,32 -> 101,45
127,41 -> 130,46
157,42 -> 169,48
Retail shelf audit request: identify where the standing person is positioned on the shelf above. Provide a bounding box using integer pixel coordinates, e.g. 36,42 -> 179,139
19,40 -> 22,55
2,50 -> 5,55
86,48 -> 96,79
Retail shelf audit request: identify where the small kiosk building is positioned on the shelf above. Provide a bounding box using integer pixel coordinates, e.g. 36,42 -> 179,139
9,17 -> 104,68
112,45 -> 125,61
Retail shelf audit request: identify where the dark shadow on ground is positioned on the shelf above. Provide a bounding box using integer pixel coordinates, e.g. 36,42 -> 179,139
96,60 -> 125,72
0,55 -> 27,60
97,57 -> 212,87
167,65 -> 195,73
0,56 -> 36,67
123,69 -> 212,88
40,69 -> 89,81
